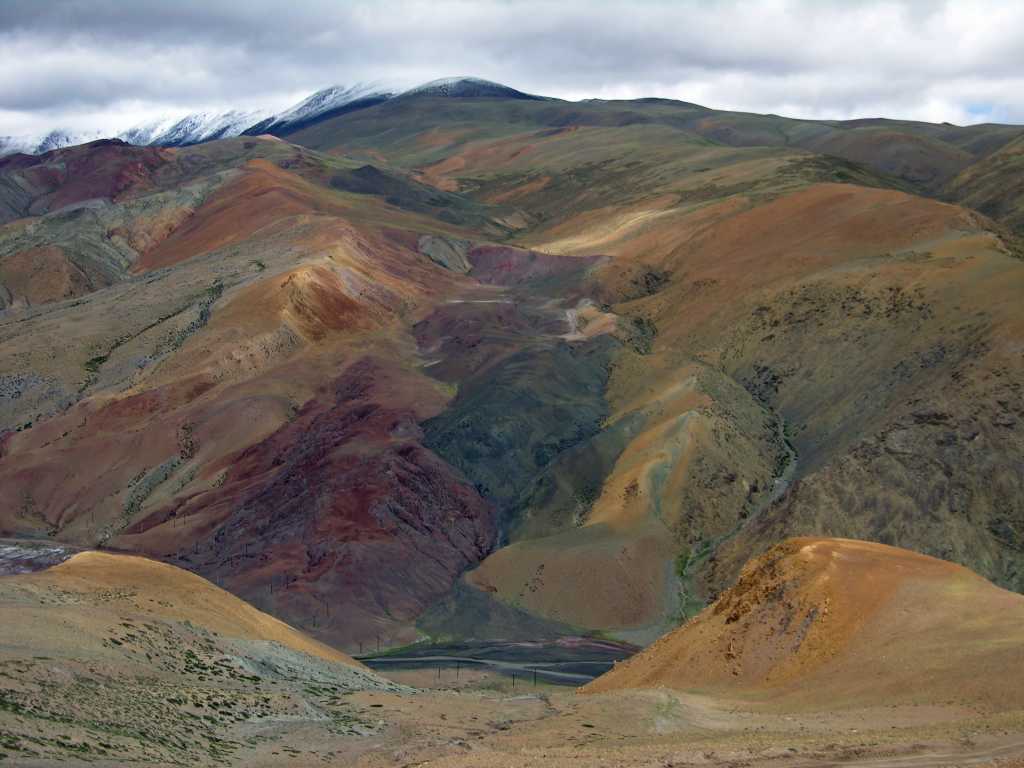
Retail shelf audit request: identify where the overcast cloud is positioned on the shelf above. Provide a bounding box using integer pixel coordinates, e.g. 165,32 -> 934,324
2,0 -> 1024,139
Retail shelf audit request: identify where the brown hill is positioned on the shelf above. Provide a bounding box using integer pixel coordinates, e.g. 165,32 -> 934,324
585,537 -> 1024,711
0,546 -> 402,764
5,549 -> 364,667
946,132 -> 1024,235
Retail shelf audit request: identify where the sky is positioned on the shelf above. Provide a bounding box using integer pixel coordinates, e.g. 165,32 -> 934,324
2,0 -> 1024,140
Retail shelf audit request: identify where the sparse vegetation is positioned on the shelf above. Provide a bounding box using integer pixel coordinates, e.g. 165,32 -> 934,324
83,355 -> 108,374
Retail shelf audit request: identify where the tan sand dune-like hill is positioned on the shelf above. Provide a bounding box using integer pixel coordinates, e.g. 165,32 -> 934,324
2,550 -> 364,668
585,537 -> 1024,711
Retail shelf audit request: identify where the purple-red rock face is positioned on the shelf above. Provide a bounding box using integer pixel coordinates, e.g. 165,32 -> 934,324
119,358 -> 497,650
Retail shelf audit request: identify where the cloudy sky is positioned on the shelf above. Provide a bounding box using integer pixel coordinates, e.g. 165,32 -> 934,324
3,0 -> 1024,139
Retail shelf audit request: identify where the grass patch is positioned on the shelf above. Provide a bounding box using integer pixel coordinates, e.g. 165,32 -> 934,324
84,355 -> 108,374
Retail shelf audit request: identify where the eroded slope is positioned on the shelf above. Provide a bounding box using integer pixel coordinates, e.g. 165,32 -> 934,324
586,538 -> 1024,712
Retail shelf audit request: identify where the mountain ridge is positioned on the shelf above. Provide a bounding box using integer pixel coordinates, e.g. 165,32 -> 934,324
0,77 -> 543,157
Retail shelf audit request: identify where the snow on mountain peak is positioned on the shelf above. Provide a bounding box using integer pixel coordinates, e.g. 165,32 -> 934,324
275,83 -> 390,124
125,109 -> 273,147
400,77 -> 541,100
0,128 -> 107,157
1,82 -> 393,157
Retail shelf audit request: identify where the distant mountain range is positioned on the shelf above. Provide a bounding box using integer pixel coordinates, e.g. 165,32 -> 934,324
0,77 -> 540,157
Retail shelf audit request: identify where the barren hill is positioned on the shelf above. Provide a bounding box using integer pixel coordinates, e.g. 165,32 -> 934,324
6,549 -> 366,666
585,537 -> 1024,711
0,546 -> 400,763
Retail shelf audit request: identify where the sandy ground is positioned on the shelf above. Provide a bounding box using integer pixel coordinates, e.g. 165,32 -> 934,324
253,677 -> 1024,768
9,682 -> 1022,768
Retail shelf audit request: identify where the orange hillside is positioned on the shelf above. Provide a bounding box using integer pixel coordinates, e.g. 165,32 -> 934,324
585,538 -> 1024,712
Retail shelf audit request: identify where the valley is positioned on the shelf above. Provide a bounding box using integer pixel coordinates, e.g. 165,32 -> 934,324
358,637 -> 636,686
2,538 -> 1023,766
1,76 -> 1023,766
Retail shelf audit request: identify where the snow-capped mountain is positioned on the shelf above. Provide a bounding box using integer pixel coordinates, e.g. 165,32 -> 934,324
243,83 -> 392,136
400,77 -> 542,100
122,109 -> 272,148
117,117 -> 183,147
35,130 -> 99,154
0,135 -> 33,157
0,128 -> 107,157
0,78 -> 541,158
